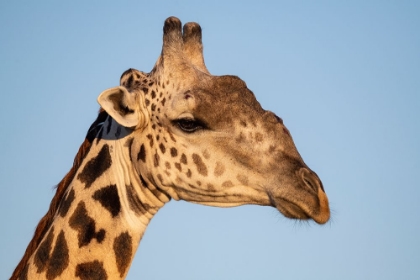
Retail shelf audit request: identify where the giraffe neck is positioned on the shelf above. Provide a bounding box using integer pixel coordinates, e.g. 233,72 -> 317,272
16,115 -> 169,280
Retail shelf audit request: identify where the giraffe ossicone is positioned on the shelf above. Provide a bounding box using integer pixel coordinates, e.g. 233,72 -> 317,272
11,16 -> 330,280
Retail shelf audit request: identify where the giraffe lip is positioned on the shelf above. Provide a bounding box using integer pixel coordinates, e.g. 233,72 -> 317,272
272,197 -> 311,221
269,193 -> 329,224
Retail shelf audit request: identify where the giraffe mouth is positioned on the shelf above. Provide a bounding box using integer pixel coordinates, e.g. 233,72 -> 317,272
272,197 -> 311,221
272,195 -> 329,224
268,173 -> 330,225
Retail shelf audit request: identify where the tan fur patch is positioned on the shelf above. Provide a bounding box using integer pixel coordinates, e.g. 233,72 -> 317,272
214,162 -> 225,177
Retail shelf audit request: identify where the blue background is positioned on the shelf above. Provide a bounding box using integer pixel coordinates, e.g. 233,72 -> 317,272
1,1 -> 419,279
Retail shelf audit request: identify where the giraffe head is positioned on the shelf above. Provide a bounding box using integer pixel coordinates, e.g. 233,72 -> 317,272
98,17 -> 330,224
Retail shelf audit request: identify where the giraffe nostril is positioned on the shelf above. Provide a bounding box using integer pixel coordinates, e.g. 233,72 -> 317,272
300,168 -> 322,193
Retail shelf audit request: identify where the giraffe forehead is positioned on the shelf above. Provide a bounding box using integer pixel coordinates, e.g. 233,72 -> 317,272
153,75 -> 264,130
193,100 -> 262,133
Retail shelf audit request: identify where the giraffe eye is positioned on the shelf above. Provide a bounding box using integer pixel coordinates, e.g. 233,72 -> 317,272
174,118 -> 205,133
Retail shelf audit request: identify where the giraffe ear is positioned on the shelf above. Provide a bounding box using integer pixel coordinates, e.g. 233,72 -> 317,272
97,86 -> 148,129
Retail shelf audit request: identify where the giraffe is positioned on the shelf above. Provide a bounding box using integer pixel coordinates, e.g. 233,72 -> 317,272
11,17 -> 330,279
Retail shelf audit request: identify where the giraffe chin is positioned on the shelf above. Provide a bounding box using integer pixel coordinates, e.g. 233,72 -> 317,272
271,188 -> 330,225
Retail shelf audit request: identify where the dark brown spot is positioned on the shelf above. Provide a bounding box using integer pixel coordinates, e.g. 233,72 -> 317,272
180,154 -> 187,164
33,227 -> 70,279
34,227 -> 54,273
192,154 -> 208,176
92,185 -> 121,218
207,184 -> 216,191
151,90 -> 156,99
186,169 -> 192,178
75,260 -> 108,280
137,144 -> 146,162
175,162 -> 182,171
141,87 -> 149,94
161,97 -> 166,106
154,152 -> 160,167
170,147 -> 178,157
147,134 -> 154,147
159,143 -> 166,154
78,144 -> 112,188
203,150 -> 210,159
69,201 -> 106,248
145,99 -> 150,106
46,230 -> 69,279
114,232 -> 133,277
151,104 -> 156,111
165,162 -> 171,169
222,180 -> 234,188
59,189 -> 75,217
237,174 -> 249,185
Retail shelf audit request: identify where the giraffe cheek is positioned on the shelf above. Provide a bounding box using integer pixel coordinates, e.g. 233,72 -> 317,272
192,153 -> 208,177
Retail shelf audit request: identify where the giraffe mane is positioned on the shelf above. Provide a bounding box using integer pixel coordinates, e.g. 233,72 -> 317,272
11,110 -> 109,279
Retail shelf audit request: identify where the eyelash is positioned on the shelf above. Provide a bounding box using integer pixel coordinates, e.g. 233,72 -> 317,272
174,118 -> 206,133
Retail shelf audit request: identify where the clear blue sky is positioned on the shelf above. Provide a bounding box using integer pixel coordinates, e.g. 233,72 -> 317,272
1,1 -> 419,279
